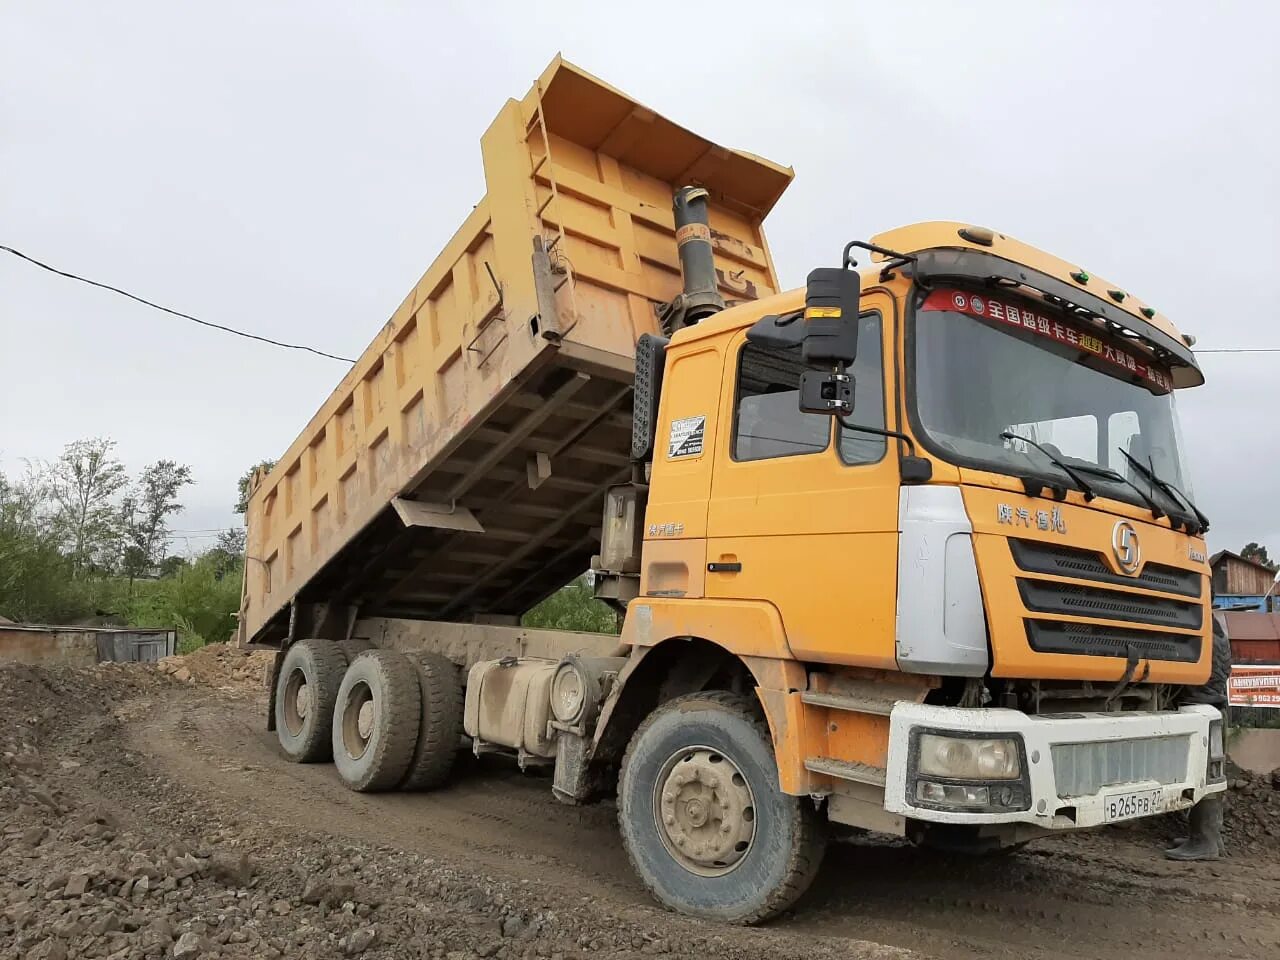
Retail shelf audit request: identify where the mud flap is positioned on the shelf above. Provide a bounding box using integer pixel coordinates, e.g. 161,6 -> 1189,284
552,731 -> 592,803
266,650 -> 284,732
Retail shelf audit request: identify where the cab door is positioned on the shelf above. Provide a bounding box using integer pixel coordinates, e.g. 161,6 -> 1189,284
705,293 -> 900,667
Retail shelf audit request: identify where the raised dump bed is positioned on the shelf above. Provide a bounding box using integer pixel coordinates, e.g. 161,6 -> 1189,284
241,56 -> 792,645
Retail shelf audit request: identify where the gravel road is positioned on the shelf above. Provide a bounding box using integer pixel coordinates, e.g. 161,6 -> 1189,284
3,646 -> 1280,959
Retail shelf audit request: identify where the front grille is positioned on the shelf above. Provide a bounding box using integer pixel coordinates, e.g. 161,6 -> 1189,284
1018,579 -> 1203,630
1010,539 -> 1201,598
1025,619 -> 1202,662
1051,735 -> 1190,798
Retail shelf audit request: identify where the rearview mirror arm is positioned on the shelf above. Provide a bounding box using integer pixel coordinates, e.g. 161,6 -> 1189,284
836,417 -> 933,483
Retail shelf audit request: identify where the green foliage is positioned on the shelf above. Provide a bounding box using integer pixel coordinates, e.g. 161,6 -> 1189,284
521,576 -> 619,634
236,460 -> 277,514
0,441 -> 235,651
123,552 -> 242,651
46,438 -> 128,576
121,460 -> 193,584
205,528 -> 246,578
1241,542 -> 1277,572
0,467 -> 92,623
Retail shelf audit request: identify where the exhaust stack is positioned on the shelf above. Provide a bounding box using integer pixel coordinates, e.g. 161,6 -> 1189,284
669,186 -> 725,327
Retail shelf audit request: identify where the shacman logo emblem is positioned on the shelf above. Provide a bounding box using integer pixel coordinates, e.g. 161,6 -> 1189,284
1112,520 -> 1141,574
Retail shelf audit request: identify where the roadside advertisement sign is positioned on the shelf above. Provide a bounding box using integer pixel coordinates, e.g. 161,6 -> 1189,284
1229,664 -> 1280,708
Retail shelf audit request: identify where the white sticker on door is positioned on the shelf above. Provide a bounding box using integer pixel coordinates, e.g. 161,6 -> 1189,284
668,415 -> 706,458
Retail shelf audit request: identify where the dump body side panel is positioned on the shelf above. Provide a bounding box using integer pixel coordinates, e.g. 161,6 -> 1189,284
241,58 -> 791,646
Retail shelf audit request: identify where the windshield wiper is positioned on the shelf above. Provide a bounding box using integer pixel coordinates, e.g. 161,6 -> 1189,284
1117,448 -> 1210,533
1066,461 -> 1166,522
1000,431 -> 1096,501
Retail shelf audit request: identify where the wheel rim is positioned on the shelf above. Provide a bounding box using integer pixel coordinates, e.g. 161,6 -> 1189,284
653,745 -> 756,877
340,680 -> 375,760
282,668 -> 310,736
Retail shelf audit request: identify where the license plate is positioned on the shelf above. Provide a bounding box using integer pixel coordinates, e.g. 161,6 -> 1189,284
1103,788 -> 1164,822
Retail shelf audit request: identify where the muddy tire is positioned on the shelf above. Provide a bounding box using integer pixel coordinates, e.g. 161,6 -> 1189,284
332,650 -> 422,792
617,691 -> 826,924
274,639 -> 349,763
340,637 -> 376,662
401,652 -> 464,791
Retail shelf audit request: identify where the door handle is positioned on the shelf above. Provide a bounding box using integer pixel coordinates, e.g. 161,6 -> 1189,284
707,562 -> 742,573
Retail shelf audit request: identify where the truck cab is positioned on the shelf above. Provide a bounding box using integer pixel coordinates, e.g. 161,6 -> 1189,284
603,220 -> 1222,870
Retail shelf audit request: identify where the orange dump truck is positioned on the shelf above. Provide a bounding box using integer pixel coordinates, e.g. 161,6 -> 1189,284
240,56 -> 1224,922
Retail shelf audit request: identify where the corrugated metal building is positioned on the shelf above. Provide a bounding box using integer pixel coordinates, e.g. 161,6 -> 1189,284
0,623 -> 177,667
1221,611 -> 1280,663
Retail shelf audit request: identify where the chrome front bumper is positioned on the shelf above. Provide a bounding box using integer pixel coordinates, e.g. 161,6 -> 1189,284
884,702 -> 1225,829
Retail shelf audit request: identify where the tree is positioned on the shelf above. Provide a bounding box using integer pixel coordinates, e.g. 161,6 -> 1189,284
206,527 -> 247,578
46,438 -> 127,576
0,466 -> 93,623
236,459 -> 277,514
1241,542 -> 1277,571
157,555 -> 190,578
121,460 -> 193,586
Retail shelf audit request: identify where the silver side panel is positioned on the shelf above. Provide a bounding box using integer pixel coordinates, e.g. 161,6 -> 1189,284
896,486 -> 989,676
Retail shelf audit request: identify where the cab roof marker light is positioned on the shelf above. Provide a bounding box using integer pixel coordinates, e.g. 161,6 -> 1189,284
1108,289 -> 1127,303
1141,306 -> 1157,319
958,225 -> 995,246
1070,270 -> 1090,284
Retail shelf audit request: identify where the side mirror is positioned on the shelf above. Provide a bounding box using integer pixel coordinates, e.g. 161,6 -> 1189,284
801,266 -> 860,365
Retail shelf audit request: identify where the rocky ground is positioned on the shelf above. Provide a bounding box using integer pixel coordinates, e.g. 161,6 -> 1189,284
3,646 -> 1280,960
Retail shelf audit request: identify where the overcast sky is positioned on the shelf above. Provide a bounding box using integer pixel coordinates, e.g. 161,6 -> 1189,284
2,1 -> 1276,561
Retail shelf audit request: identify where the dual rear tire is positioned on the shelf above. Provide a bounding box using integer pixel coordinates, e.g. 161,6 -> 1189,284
274,639 -> 461,792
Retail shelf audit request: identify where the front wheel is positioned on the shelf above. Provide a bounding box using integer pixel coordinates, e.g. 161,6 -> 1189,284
617,691 -> 826,924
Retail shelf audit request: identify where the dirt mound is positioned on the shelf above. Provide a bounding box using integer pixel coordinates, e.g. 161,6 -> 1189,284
1,659 -> 914,960
1225,765 -> 1280,845
156,642 -> 274,692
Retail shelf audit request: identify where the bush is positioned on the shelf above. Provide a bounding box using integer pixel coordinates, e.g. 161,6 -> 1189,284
0,530 -> 95,624
522,576 -> 619,634
122,554 -> 242,652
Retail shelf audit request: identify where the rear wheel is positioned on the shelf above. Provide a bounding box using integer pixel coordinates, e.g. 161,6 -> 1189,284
340,637 -> 376,662
274,639 -> 349,763
332,650 -> 422,792
401,652 -> 464,791
617,691 -> 826,924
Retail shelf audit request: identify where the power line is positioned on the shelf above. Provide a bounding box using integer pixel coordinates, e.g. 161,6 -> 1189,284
1,243 -> 355,363
1194,349 -> 1280,356
5,242 -> 1278,360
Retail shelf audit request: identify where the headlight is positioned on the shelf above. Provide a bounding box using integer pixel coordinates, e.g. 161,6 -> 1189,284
1206,717 -> 1226,784
918,734 -> 1021,780
1208,718 -> 1224,760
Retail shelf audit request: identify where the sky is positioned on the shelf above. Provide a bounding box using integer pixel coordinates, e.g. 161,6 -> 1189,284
1,1 -> 1276,560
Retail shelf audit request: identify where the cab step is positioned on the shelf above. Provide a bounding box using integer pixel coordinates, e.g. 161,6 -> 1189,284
804,757 -> 888,788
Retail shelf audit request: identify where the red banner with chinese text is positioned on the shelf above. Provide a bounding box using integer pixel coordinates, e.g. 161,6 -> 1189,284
921,288 -> 1173,393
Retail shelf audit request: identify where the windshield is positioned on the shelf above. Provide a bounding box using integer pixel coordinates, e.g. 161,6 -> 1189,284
911,287 -> 1195,512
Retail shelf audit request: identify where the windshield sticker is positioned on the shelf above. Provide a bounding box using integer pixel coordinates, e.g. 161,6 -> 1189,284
922,289 -> 1173,392
668,415 -> 706,458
